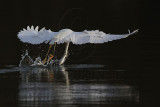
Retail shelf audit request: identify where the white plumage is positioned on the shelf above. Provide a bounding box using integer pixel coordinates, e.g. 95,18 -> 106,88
18,26 -> 54,44
18,26 -> 138,65
18,26 -> 138,45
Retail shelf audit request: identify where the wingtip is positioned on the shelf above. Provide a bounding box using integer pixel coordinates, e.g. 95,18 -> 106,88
130,29 -> 139,35
40,27 -> 45,31
23,28 -> 26,31
31,25 -> 34,30
35,26 -> 39,32
133,29 -> 139,33
27,26 -> 30,30
128,29 -> 131,34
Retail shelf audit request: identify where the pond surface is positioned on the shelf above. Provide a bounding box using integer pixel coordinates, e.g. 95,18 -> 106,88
0,64 -> 143,107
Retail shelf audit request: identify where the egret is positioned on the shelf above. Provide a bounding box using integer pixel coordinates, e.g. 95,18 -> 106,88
18,26 -> 138,65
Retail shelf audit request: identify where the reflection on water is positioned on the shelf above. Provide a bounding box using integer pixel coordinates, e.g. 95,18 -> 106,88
0,64 -> 139,106
19,66 -> 70,106
17,65 -> 139,107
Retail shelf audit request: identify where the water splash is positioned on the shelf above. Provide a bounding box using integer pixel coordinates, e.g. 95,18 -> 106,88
19,50 -> 34,67
19,50 -> 58,67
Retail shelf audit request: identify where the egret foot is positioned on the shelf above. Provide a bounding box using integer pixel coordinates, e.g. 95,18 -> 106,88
42,44 -> 53,64
48,54 -> 54,62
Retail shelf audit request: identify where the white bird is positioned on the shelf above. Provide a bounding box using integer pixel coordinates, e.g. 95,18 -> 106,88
18,26 -> 138,65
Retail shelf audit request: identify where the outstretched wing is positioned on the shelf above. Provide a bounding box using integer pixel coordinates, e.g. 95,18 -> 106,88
18,26 -> 138,45
17,26 -> 55,44
51,29 -> 138,44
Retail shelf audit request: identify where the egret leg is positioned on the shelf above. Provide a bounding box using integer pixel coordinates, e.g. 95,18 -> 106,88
59,42 -> 70,65
43,44 -> 53,64
43,43 -> 56,64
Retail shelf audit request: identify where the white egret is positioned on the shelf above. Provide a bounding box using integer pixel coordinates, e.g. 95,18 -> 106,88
18,26 -> 138,65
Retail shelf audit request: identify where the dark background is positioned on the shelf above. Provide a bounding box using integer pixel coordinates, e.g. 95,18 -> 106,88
0,0 -> 159,106
0,0 -> 159,66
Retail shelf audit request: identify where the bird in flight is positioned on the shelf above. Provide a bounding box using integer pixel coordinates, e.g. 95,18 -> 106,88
18,26 -> 138,65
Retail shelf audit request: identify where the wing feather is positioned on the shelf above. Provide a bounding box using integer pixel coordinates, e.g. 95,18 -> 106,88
17,26 -> 55,44
18,26 -> 138,45
54,29 -> 138,44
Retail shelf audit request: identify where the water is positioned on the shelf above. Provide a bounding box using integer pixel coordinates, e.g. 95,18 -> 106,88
0,36 -> 157,107
0,0 -> 158,106
0,64 -> 141,107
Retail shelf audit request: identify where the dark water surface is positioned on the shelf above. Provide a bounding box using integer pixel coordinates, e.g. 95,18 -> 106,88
0,64 -> 146,107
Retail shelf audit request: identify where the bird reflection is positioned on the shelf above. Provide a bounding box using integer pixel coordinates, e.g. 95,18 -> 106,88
18,65 -> 71,106
19,65 -> 69,84
18,65 -> 139,106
